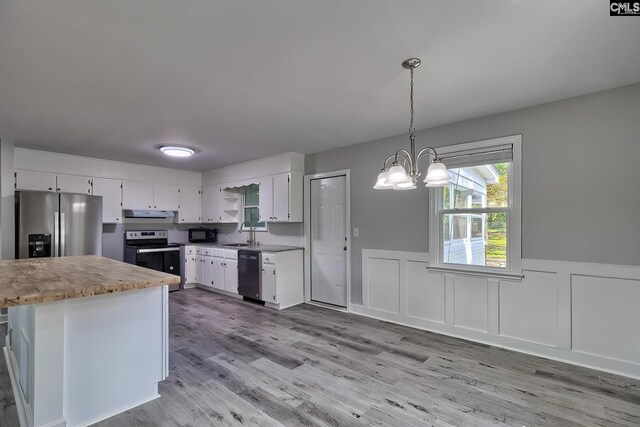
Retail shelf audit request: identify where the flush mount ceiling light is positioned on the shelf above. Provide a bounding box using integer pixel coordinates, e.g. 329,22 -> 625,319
159,146 -> 195,158
373,58 -> 451,190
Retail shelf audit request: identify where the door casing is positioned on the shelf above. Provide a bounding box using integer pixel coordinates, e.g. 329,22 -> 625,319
304,169 -> 351,312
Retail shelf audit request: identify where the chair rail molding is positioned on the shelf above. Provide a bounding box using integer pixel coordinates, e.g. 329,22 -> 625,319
357,249 -> 640,380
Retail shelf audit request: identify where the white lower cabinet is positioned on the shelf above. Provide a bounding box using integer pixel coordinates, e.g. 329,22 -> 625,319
183,246 -> 197,285
195,255 -> 206,285
188,247 -> 239,295
261,263 -> 276,303
260,250 -> 303,309
187,246 -> 302,307
211,256 -> 225,290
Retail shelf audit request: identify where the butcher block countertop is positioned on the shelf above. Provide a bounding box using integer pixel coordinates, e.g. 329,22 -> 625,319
0,255 -> 180,307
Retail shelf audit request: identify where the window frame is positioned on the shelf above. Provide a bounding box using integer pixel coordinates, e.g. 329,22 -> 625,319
429,135 -> 522,277
241,184 -> 267,231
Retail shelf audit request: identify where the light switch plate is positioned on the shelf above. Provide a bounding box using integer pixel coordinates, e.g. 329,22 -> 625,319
353,227 -> 359,237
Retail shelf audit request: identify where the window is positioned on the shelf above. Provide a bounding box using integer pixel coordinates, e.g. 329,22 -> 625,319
430,135 -> 521,275
241,184 -> 266,230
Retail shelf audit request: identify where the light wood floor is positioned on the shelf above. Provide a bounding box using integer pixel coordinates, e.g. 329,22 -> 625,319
2,288 -> 640,426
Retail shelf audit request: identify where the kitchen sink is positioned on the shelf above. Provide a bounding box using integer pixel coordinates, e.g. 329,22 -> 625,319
222,243 -> 250,247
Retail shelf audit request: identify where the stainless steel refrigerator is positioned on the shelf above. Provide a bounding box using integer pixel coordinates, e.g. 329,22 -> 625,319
16,190 -> 103,259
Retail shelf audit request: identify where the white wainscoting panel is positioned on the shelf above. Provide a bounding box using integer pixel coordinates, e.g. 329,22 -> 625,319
365,257 -> 400,315
453,276 -> 488,332
572,274 -> 640,364
358,251 -> 640,380
499,270 -> 558,346
406,261 -> 445,324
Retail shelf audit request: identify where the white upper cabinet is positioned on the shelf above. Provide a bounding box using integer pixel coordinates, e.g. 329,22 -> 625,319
153,183 -> 180,211
56,174 -> 93,194
272,173 -> 289,222
201,186 -> 213,223
92,178 -> 122,223
179,186 -> 201,223
258,176 -> 273,222
122,180 -> 154,209
257,171 -> 303,222
15,170 -> 57,192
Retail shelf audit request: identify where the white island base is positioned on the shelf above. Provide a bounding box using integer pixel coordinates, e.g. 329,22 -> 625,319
4,286 -> 169,427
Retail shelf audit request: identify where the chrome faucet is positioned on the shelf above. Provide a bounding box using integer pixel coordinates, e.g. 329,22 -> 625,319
241,221 -> 258,246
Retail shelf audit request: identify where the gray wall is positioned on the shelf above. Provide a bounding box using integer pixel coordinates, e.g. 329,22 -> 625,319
306,83 -> 640,305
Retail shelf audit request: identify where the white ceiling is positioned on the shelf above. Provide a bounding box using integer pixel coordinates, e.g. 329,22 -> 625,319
1,1 -> 639,172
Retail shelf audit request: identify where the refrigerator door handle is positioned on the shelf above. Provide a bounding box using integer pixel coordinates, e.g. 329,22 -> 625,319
54,212 -> 60,257
60,212 -> 66,257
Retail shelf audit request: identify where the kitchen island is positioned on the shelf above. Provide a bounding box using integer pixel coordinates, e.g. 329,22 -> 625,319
0,255 -> 180,427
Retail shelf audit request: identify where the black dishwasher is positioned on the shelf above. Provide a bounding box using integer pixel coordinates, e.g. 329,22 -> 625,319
238,250 -> 261,299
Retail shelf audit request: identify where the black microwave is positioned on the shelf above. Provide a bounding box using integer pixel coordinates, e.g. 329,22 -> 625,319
188,228 -> 217,243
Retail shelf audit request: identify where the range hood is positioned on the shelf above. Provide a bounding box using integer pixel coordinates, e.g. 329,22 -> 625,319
123,209 -> 175,219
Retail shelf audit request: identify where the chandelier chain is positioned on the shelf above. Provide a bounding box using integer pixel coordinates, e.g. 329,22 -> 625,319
409,67 -> 415,138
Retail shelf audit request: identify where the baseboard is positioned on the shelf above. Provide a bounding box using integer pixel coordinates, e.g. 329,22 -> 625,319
306,300 -> 349,313
74,391 -> 160,427
349,304 -> 640,380
194,284 -> 242,299
4,345 -> 32,427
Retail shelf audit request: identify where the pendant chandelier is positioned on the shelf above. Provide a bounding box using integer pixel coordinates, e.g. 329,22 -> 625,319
374,58 -> 451,190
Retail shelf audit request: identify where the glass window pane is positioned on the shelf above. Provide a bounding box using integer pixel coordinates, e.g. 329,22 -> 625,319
471,192 -> 484,208
244,184 -> 259,206
452,215 -> 467,239
443,186 -> 450,208
442,212 -> 507,268
244,207 -> 265,228
486,212 -> 507,268
471,217 -> 483,238
446,163 -> 509,209
486,163 -> 509,208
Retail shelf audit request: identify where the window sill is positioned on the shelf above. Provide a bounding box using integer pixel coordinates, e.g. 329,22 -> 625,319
426,265 -> 524,281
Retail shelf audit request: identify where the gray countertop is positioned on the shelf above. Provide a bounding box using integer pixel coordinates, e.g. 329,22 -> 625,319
172,242 -> 303,253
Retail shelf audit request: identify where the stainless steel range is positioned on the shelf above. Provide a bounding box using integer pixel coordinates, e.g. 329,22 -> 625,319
124,230 -> 182,292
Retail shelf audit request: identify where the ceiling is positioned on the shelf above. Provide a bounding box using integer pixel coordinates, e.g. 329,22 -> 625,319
1,1 -> 639,172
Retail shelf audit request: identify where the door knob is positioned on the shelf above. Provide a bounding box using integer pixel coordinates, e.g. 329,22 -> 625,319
343,246 -> 347,251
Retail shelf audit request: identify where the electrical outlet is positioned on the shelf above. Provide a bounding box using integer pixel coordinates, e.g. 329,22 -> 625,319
353,228 -> 359,237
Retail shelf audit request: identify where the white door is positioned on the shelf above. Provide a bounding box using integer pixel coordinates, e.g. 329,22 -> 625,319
310,175 -> 347,307
92,178 -> 122,223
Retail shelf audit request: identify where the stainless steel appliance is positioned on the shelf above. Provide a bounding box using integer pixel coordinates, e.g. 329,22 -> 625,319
123,209 -> 175,219
188,227 -> 217,243
15,190 -> 103,259
124,231 -> 182,292
238,249 -> 261,299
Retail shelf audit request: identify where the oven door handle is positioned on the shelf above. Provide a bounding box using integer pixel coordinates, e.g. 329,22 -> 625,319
137,247 -> 180,253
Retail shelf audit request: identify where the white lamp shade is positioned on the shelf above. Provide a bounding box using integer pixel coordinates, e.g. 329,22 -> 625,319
386,164 -> 411,184
393,181 -> 416,190
425,179 -> 451,188
423,161 -> 450,185
373,171 -> 393,189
